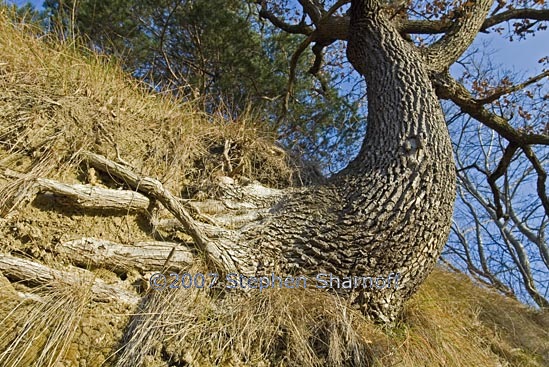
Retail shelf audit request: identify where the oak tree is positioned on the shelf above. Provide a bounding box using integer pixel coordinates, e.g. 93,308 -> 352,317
5,0 -> 548,324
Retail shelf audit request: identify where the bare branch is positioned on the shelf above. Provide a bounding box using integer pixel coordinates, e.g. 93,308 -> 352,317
257,1 -> 313,35
455,185 -> 517,298
298,0 -> 324,24
434,72 -> 549,146
508,205 -> 549,270
522,146 -> 549,218
458,171 -> 549,308
476,71 -> 549,105
401,8 -> 549,35
487,142 -> 518,219
499,225 -> 549,308
327,0 -> 350,16
484,8 -> 549,30
257,4 -> 548,43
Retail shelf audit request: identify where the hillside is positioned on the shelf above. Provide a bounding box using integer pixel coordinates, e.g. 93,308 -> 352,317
0,8 -> 548,367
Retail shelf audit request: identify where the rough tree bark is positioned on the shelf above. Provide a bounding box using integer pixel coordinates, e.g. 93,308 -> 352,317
3,0 -> 504,325
221,0 -> 511,323
232,0 -> 458,323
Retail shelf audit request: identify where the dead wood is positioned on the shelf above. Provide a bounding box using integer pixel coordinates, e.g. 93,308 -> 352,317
54,237 -> 194,274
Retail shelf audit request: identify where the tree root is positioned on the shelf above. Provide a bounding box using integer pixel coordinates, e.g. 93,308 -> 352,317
80,151 -> 283,273
0,254 -> 140,305
53,237 -> 194,275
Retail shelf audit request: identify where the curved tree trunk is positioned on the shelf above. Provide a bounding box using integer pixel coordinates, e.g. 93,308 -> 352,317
6,0 -> 457,325
217,0 -> 457,323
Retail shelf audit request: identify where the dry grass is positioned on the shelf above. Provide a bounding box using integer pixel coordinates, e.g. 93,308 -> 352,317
1,264 -> 547,366
0,6 -> 548,367
0,6 -> 295,215
114,262 -> 381,367
0,276 -> 90,366
0,269 -> 132,367
105,265 -> 548,367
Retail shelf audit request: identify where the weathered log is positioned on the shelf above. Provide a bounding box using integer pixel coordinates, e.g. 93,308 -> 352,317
54,237 -> 194,274
2,168 -> 151,212
0,254 -> 140,305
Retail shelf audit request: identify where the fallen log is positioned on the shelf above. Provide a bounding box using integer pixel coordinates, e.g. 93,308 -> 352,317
36,178 -> 151,211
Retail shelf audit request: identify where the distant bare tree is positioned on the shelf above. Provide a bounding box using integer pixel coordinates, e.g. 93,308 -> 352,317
442,58 -> 548,306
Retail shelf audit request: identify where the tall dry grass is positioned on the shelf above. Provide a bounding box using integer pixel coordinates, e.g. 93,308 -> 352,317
0,6 -> 295,216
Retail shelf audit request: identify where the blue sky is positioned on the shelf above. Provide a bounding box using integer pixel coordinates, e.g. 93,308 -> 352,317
476,30 -> 549,74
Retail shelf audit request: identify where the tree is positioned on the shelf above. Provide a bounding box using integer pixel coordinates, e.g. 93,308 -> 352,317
5,0 -> 548,324
43,0 -> 367,170
243,0 -> 548,317
76,0 -> 463,323
212,0 -> 461,323
444,91 -> 548,307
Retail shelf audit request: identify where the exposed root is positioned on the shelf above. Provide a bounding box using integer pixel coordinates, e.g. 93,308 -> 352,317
6,169 -> 150,209
81,150 -> 282,274
54,237 -> 194,275
0,254 -> 139,305
82,152 -> 215,251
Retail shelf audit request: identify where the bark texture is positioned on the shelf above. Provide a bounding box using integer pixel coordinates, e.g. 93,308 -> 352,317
227,0 -> 457,322
1,0 -> 465,325
0,254 -> 139,305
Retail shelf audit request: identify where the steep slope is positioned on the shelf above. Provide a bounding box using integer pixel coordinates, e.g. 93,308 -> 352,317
0,8 -> 547,367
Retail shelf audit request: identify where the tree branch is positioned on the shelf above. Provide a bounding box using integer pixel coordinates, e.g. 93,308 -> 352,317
454,190 -> 516,298
487,142 -> 518,219
433,72 -> 549,146
257,1 -> 313,35
424,0 -> 494,73
458,171 -> 549,308
257,5 -> 548,42
476,70 -> 549,105
298,0 -> 324,24
401,8 -> 549,35
522,146 -> 549,219
483,8 -> 549,30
